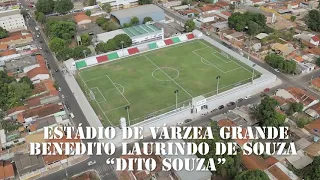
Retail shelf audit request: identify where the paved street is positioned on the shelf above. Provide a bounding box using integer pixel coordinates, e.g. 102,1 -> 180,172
19,3 -> 320,180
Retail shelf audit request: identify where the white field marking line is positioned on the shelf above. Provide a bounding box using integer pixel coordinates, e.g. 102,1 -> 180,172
114,83 -> 125,94
90,87 -> 107,102
144,55 -> 193,98
78,72 -> 114,126
198,40 -> 253,74
193,51 -> 225,73
106,75 -> 131,105
84,75 -> 108,83
105,104 -> 130,113
79,40 -> 206,73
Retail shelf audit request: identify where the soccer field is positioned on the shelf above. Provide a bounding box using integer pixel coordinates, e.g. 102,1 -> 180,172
77,39 -> 260,127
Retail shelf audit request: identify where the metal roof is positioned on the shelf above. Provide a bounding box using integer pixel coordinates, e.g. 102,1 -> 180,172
110,4 -> 163,19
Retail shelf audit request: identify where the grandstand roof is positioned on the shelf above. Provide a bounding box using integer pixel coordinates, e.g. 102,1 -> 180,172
110,4 -> 162,20
122,24 -> 161,37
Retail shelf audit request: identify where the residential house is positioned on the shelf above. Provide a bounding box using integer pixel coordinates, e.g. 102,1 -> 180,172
23,55 -> 46,73
179,9 -> 198,18
6,105 -> 29,119
271,43 -> 295,57
266,162 -> 299,180
74,13 -> 92,26
196,13 -> 217,24
311,77 -> 320,91
310,35 -> 320,46
304,118 -> 320,136
288,2 -> 299,9
16,103 -> 62,123
42,136 -> 80,165
0,161 -> 15,180
296,62 -> 316,74
26,67 -> 50,84
304,141 -> 320,157
200,5 -> 221,15
0,31 -> 33,46
285,149 -> 313,169
275,87 -> 319,111
28,116 -> 57,133
14,153 -> 45,179
0,44 -> 8,51
215,1 -> 229,10
217,119 -> 249,147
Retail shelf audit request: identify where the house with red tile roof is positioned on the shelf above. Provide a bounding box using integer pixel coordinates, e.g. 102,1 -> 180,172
304,118 -> 320,136
200,5 -> 221,14
311,77 -> 320,91
0,44 -> 8,51
26,67 -> 50,84
217,119 -> 249,146
275,87 -> 319,110
6,105 -> 29,118
215,0 -> 230,9
0,161 -> 15,180
0,31 -> 33,46
266,162 -> 299,180
17,103 -> 62,123
310,35 -> 320,46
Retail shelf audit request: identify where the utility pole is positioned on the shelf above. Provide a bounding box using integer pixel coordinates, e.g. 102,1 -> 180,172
251,64 -> 256,83
174,90 -> 179,109
216,76 -> 220,95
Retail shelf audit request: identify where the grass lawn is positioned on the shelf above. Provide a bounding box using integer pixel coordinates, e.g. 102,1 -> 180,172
76,39 -> 260,127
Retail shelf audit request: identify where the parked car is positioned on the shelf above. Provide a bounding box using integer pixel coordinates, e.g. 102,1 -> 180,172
244,95 -> 251,100
260,93 -> 267,97
227,102 -> 235,106
177,122 -> 183,126
264,88 -> 270,92
218,105 -> 224,109
236,98 -> 243,103
274,69 -> 280,72
184,119 -> 192,123
87,160 -> 96,166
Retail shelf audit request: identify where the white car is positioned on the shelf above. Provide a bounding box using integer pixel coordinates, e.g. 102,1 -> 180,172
39,47 -> 42,50
274,69 -> 280,72
177,122 -> 183,126
61,95 -> 65,99
244,95 -> 251,100
58,87 -> 61,92
87,160 -> 96,166
36,35 -> 39,38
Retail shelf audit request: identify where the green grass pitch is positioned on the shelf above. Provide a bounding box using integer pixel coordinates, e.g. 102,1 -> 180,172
76,39 -> 260,127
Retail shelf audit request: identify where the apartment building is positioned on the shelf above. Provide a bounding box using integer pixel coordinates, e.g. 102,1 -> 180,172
0,9 -> 27,32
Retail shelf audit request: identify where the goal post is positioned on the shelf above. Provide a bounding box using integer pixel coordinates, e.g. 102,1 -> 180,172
220,51 -> 229,59
89,90 -> 95,101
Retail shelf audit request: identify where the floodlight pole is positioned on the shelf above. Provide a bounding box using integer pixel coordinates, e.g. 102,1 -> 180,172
83,50 -> 87,58
125,105 -> 130,126
121,41 -> 124,55
216,76 -> 220,95
251,64 -> 256,83
174,90 -> 179,109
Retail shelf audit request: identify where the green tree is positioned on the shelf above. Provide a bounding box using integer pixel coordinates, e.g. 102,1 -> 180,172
296,117 -> 312,128
229,4 -> 235,11
85,10 -> 91,16
235,170 -> 269,180
95,42 -> 108,53
21,9 -> 28,17
113,34 -> 132,48
96,17 -> 107,26
130,16 -> 139,25
143,17 -> 153,24
73,46 -> 91,59
19,76 -> 34,89
54,0 -> 74,14
182,0 -> 191,5
264,53 -> 295,73
49,37 -> 66,52
45,20 -> 76,40
247,21 -> 260,36
252,96 -> 286,127
80,33 -> 92,46
290,15 -> 296,22
88,0 -> 96,6
138,0 -> 152,5
56,47 -> 74,61
36,0 -> 55,14
123,23 -> 131,27
307,10 -> 320,32
0,27 -> 8,39
184,19 -> 196,32
106,39 -> 118,51
102,3 -> 112,13
102,21 -> 118,32
316,57 -> 320,66
36,12 -> 46,24
289,102 -> 304,113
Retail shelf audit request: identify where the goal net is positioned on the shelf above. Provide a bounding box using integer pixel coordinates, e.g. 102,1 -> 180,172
220,51 -> 229,59
89,90 -> 95,101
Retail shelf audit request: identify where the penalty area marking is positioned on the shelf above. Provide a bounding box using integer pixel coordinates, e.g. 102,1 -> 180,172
114,83 -> 125,94
152,67 -> 180,82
